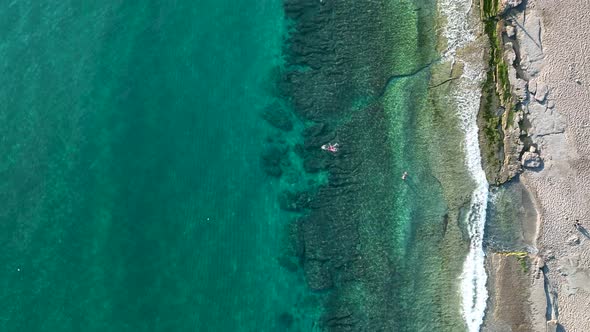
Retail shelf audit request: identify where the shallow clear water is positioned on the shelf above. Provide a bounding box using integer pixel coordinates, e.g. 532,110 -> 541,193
486,179 -> 538,252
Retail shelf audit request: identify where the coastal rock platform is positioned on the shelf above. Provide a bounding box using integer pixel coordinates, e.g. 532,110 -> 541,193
506,1 -> 590,331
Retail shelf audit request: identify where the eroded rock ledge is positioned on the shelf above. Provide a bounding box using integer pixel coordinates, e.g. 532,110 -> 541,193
479,0 -> 569,185
478,0 -> 526,185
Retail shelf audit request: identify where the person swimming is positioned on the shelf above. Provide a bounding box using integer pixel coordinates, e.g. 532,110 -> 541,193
401,171 -> 408,180
321,142 -> 339,153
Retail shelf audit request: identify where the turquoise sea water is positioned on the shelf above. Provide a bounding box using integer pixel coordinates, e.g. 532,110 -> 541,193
0,1 -> 475,331
0,1 -> 321,331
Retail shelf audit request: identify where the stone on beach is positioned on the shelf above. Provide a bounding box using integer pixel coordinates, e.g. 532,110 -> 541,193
566,235 -> 580,246
503,43 -> 528,102
521,146 -> 542,168
506,25 -> 516,38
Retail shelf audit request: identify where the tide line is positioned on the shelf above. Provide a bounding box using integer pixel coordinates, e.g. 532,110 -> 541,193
438,0 -> 489,331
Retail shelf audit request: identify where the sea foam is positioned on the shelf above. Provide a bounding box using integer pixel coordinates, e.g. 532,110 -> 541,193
438,0 -> 489,331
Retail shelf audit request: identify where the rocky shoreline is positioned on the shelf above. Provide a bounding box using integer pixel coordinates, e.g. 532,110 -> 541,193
480,0 -> 590,331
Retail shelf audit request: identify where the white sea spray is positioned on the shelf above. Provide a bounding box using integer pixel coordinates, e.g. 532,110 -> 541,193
438,0 -> 489,331
455,63 -> 489,332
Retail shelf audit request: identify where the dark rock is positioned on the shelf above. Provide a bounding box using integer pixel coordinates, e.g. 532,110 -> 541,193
278,255 -> 300,272
261,102 -> 294,131
304,259 -> 333,291
278,312 -> 295,329
278,190 -> 313,212
566,236 -> 580,246
293,143 -> 305,157
442,213 -> 449,234
303,151 -> 329,173
260,145 -> 288,177
304,123 -> 328,138
303,123 -> 335,150
323,301 -> 357,331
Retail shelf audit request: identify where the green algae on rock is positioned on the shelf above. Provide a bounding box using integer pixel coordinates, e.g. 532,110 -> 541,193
477,0 -> 526,185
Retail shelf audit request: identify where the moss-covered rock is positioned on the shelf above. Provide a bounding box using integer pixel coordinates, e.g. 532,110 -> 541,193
477,0 -> 525,185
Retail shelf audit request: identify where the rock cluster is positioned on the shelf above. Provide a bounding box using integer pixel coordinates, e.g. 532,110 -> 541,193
521,146 -> 542,168
495,6 -> 569,177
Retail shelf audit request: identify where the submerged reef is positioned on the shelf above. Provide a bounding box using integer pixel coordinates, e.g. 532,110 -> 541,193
267,0 -> 474,331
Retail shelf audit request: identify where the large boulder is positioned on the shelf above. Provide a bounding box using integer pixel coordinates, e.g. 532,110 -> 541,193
504,42 -> 517,65
260,102 -> 294,131
521,146 -> 542,168
506,25 -> 516,38
260,145 -> 288,177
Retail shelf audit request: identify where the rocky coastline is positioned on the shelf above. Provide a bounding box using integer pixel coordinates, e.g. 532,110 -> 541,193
479,0 -> 590,331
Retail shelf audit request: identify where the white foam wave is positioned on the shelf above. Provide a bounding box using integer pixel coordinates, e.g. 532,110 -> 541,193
438,1 -> 490,331
439,0 -> 476,60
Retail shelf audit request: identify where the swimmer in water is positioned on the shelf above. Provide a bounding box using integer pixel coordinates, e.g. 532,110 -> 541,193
401,171 -> 408,180
321,142 -> 339,153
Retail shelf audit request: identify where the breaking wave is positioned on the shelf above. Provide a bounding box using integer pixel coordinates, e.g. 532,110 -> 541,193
438,0 -> 489,331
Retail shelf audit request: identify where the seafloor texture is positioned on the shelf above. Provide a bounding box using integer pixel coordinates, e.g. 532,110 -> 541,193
281,0 -> 477,330
0,1 -> 322,331
0,1 -> 485,332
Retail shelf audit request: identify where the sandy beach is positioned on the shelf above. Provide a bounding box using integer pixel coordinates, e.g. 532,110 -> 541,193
487,0 -> 590,331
